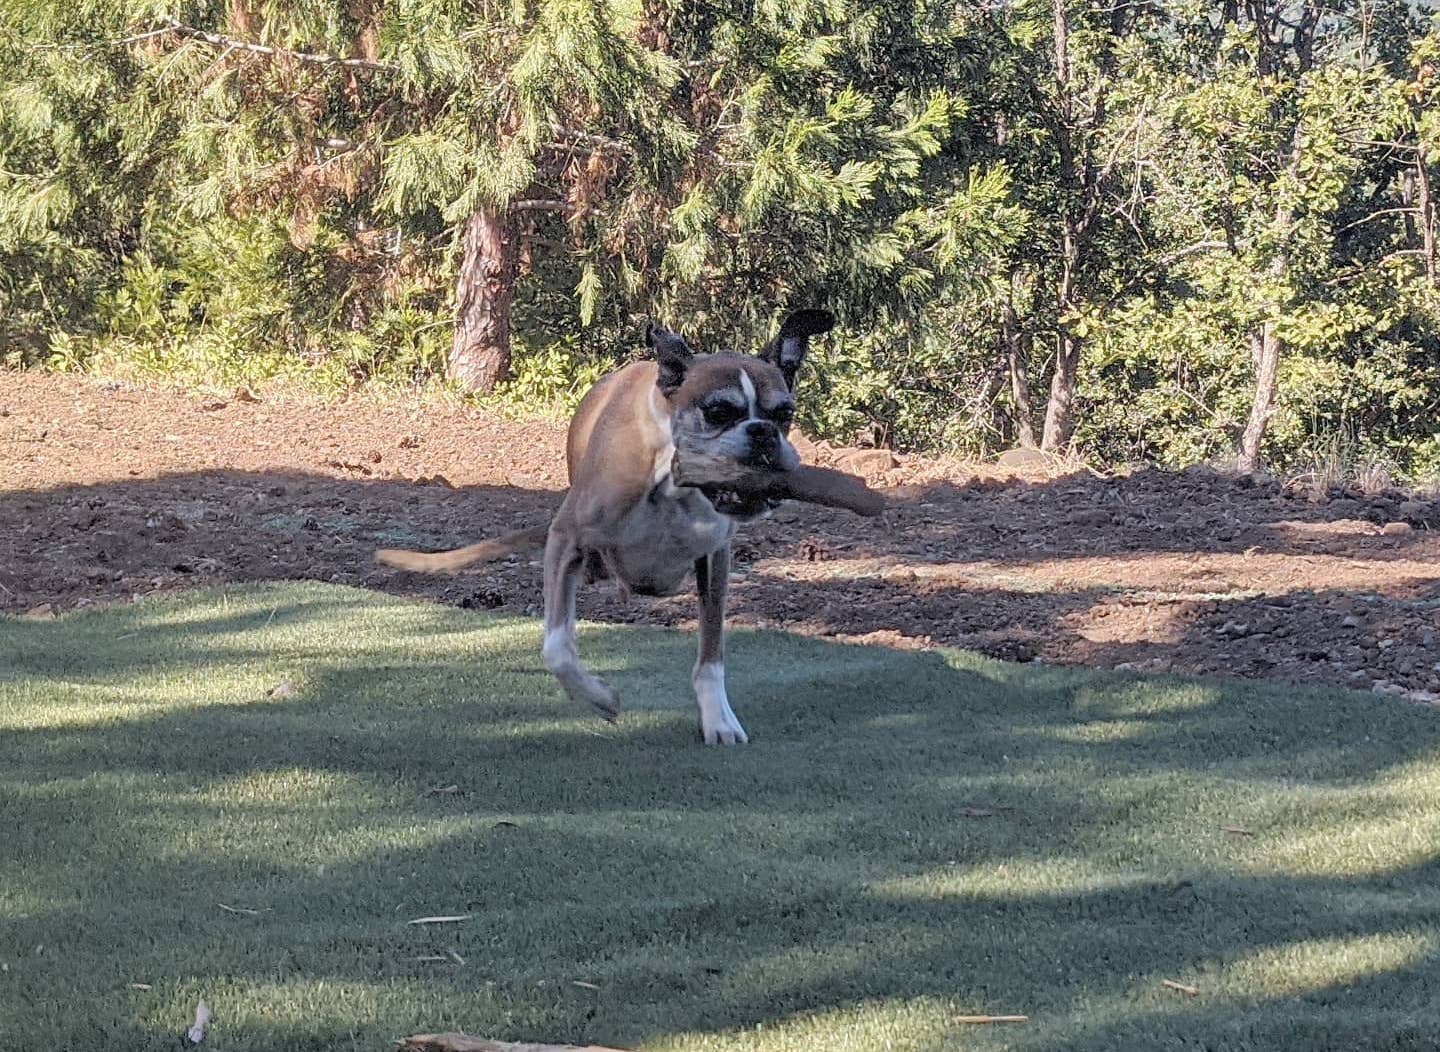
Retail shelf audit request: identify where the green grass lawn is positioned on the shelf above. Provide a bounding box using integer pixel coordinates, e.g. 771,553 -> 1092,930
2,582 -> 1438,1051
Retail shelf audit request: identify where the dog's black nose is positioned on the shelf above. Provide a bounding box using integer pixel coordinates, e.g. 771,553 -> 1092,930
746,420 -> 778,447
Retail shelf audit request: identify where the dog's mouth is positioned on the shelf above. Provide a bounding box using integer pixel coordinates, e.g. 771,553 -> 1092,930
700,485 -> 782,519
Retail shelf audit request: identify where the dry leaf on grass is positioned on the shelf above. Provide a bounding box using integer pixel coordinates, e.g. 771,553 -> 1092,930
396,1035 -> 633,1052
407,914 -> 473,925
187,1000 -> 212,1044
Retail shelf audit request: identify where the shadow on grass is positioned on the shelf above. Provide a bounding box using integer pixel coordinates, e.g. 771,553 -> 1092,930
2,582 -> 1438,1051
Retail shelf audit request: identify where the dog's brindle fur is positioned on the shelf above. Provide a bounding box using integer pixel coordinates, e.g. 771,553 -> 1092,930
376,310 -> 832,745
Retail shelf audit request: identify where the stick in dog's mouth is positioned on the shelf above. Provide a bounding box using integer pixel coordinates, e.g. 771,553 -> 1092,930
670,449 -> 885,517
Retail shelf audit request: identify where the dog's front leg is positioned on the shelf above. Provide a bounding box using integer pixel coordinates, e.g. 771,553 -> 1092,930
542,529 -> 620,722
694,545 -> 747,745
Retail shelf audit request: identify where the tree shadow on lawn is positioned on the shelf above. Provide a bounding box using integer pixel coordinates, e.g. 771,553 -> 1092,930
1,583 -> 1439,1050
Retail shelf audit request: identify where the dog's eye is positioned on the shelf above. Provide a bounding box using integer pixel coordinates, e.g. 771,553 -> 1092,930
702,403 -> 744,428
768,404 -> 794,428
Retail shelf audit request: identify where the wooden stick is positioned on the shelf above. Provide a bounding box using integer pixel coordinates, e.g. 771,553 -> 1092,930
1161,979 -> 1200,996
396,1036 -> 632,1052
952,1014 -> 1028,1024
671,449 -> 886,517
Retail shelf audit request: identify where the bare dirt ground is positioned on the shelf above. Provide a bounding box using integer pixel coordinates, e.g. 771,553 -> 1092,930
5,370 -> 1440,706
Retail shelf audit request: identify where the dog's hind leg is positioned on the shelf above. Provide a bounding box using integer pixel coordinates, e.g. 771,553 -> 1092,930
541,529 -> 621,722
693,545 -> 746,745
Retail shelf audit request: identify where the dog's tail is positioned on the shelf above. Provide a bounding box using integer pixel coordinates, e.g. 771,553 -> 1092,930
374,524 -> 550,573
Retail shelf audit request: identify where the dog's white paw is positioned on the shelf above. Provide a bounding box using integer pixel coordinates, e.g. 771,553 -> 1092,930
695,662 -> 748,746
545,627 -> 621,722
702,708 -> 748,746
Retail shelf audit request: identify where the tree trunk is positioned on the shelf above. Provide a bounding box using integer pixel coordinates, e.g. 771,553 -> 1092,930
1041,227 -> 1080,451
1041,327 -> 1081,452
1237,319 -> 1281,474
449,207 -> 517,393
1002,280 -> 1037,448
1040,0 -> 1082,453
1417,154 -> 1436,287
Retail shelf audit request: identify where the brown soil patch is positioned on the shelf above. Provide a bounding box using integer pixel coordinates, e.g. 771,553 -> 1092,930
5,371 -> 1440,706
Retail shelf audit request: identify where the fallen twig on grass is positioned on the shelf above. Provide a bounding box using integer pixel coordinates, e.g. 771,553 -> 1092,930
396,1034 -> 632,1052
216,903 -> 264,915
953,1015 -> 1028,1024
407,914 -> 473,925
1222,826 -> 1255,836
1162,979 -> 1200,995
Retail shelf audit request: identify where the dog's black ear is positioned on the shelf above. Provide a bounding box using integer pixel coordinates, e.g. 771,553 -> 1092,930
758,309 -> 834,390
647,322 -> 694,396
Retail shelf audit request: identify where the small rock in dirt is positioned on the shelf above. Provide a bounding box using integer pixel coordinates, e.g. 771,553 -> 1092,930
1408,690 -> 1440,706
1067,508 -> 1112,527
836,448 -> 900,477
996,448 -> 1051,469
1371,680 -> 1407,696
1218,620 -> 1251,638
1341,614 -> 1361,629
1380,521 -> 1412,536
1377,638 -> 1398,650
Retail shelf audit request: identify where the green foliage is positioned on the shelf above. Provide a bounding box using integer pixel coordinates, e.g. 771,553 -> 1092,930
487,335 -> 617,418
2,1 -> 1439,477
